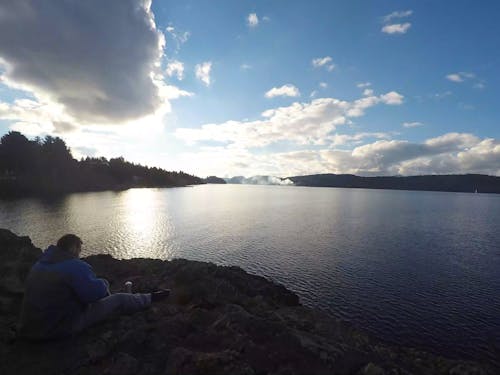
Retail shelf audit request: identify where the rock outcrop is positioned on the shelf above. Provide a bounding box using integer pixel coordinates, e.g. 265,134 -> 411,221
0,228 -> 494,375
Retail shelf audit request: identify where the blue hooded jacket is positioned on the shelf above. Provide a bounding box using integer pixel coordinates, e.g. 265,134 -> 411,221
18,245 -> 109,339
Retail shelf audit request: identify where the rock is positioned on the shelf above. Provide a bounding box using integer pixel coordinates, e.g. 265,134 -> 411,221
86,339 -> 110,362
165,347 -> 254,375
0,229 -> 41,315
106,352 -> 138,375
120,328 -> 148,347
449,364 -> 487,375
362,362 -> 386,375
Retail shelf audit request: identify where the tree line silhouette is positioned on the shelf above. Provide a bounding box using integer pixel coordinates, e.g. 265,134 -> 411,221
0,131 -> 204,197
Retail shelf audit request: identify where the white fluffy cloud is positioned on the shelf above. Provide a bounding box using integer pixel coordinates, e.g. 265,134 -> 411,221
312,57 -> 335,72
165,25 -> 190,53
247,13 -> 259,27
0,99 -> 57,136
161,85 -> 193,100
380,91 -> 404,105
177,133 -> 499,178
446,74 -> 464,83
0,0 -> 167,124
403,122 -> 424,128
173,87 -> 499,177
166,60 -> 185,80
265,84 -> 300,98
170,85 -> 498,177
195,62 -> 212,86
328,132 -> 391,147
446,72 -> 475,83
323,133 -> 499,176
344,133 -> 500,176
175,92 -> 404,148
383,10 -> 413,23
357,82 -> 371,88
382,23 -> 411,34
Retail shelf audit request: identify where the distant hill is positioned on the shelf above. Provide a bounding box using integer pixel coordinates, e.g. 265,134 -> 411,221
288,173 -> 500,194
204,176 -> 226,184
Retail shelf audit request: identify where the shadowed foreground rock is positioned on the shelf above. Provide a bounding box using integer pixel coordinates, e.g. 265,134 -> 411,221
0,228 -> 494,375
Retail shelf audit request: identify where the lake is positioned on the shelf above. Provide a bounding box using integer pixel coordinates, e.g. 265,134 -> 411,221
1,184 -> 499,364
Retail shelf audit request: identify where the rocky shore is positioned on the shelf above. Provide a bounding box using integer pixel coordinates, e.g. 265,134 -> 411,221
0,228 -> 494,375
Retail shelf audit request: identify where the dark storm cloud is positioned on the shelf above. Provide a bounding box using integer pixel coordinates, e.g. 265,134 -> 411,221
0,0 -> 165,124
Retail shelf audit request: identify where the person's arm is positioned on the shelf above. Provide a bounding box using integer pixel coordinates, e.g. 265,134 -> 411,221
68,260 -> 110,303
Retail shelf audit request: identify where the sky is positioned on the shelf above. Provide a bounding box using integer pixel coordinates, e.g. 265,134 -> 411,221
0,0 -> 499,177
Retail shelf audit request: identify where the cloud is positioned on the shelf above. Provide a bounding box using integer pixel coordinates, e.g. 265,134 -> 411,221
170,91 -> 494,179
357,82 -> 371,88
363,88 -> 374,96
319,82 -> 328,89
166,60 -> 185,80
175,91 -> 404,148
402,121 -> 424,128
247,13 -> 259,27
0,91 -> 175,142
195,61 -> 212,86
0,82 -> 190,143
0,98 -> 70,135
53,121 -> 78,133
165,25 -> 190,53
265,84 -> 300,98
328,132 -> 392,147
382,23 -> 411,34
383,10 -> 413,23
312,57 -> 335,71
380,91 -> 404,105
446,72 -> 475,83
312,56 -> 332,67
363,134 -> 500,176
175,133 -> 499,178
161,85 -> 193,100
446,74 -> 463,83
240,64 -> 252,71
0,0 -> 167,124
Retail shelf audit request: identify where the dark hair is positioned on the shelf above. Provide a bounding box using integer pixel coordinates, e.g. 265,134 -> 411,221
56,234 -> 83,252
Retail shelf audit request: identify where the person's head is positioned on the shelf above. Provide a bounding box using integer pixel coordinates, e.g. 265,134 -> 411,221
56,234 -> 83,257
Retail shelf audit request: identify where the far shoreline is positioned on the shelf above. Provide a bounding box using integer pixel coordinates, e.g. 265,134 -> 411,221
0,182 -> 205,200
3,181 -> 500,201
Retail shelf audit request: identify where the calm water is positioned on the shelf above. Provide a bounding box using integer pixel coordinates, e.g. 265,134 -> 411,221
1,185 -> 499,364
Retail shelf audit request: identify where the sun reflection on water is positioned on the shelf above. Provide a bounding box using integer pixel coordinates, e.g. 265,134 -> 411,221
119,188 -> 175,259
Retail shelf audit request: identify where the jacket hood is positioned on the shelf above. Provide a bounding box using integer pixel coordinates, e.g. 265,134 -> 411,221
39,245 -> 76,264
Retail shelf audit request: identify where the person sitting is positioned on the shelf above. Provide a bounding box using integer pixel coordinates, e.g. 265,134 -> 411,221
18,234 -> 169,340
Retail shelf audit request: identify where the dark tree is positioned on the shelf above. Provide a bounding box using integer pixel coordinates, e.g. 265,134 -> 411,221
0,130 -> 204,197
0,131 -> 38,174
